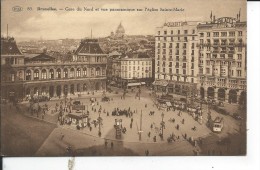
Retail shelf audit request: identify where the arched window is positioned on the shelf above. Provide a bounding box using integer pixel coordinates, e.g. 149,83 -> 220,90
64,68 -> 68,78
70,68 -> 75,78
42,69 -> 47,79
49,69 -> 54,79
76,68 -> 81,77
26,70 -> 31,80
57,68 -> 61,79
83,67 -> 87,77
34,69 -> 39,80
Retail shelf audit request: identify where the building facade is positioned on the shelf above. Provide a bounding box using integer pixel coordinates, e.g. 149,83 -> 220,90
1,37 -> 107,101
197,15 -> 247,104
153,21 -> 199,97
120,56 -> 154,87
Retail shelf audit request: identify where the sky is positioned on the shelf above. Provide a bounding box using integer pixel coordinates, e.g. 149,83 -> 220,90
1,0 -> 246,41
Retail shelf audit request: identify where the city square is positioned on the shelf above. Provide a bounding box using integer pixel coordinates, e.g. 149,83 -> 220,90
1,85 -> 246,156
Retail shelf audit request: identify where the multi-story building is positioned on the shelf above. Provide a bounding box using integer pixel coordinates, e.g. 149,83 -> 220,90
1,37 -> 107,101
1,37 -> 25,101
119,53 -> 154,88
197,15 -> 247,104
153,21 -> 199,97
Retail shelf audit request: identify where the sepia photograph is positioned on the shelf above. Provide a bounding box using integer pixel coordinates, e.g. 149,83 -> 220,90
1,0 -> 247,157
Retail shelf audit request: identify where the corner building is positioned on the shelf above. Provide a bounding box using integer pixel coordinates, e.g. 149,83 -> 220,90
153,21 -> 199,96
197,16 -> 247,104
1,38 -> 107,101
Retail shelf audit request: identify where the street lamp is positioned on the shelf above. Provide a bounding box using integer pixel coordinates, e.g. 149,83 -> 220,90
98,111 -> 102,137
161,112 -> 165,139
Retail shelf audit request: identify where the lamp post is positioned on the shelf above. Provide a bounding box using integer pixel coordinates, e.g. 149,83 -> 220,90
98,110 -> 102,137
161,112 -> 165,139
139,110 -> 143,141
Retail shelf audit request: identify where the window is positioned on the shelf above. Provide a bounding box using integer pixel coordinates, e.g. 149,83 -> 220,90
63,69 -> 68,78
238,31 -> 242,36
183,69 -> 186,75
178,30 -> 180,34
57,69 -> 62,78
237,70 -> 241,77
237,54 -> 242,60
229,31 -> 235,37
164,30 -> 167,35
171,30 -> 173,34
158,31 -> 160,35
207,32 -> 210,37
83,68 -> 87,76
164,37 -> 167,41
192,30 -> 195,34
18,71 -> 23,80
26,70 -> 31,80
11,73 -> 15,82
34,70 -> 39,80
176,69 -> 179,74
42,69 -> 47,79
184,30 -> 188,34
206,68 -> 210,74
213,32 -> 219,37
70,68 -> 74,78
237,62 -> 242,68
76,68 -> 81,77
221,32 -> 227,37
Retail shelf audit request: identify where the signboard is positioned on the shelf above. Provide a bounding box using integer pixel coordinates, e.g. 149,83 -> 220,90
72,105 -> 85,110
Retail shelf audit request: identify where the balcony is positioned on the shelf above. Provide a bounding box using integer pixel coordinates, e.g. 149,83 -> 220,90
228,50 -> 235,54
169,46 -> 173,48
175,65 -> 179,68
182,59 -> 187,62
175,53 -> 179,55
182,66 -> 186,68
169,58 -> 173,61
220,51 -> 227,54
212,50 -> 219,53
162,57 -> 166,61
175,46 -> 179,49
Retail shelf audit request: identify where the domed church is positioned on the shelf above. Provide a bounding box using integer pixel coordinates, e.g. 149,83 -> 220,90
115,22 -> 125,38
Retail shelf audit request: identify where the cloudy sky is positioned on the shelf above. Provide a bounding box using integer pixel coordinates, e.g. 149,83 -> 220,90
1,0 -> 246,41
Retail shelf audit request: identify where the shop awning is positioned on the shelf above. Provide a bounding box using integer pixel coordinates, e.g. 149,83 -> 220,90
127,82 -> 141,87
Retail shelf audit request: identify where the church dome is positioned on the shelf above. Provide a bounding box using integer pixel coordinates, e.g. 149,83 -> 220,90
116,22 -> 125,36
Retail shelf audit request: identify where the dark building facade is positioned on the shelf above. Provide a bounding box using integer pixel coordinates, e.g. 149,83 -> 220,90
1,37 -> 107,101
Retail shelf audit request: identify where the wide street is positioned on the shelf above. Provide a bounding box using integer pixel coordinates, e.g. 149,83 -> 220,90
1,86 -> 246,156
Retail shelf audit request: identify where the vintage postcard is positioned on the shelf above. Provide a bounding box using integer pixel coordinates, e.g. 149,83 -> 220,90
1,0 -> 247,156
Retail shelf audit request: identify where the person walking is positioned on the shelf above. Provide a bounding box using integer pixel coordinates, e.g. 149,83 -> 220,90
111,142 -> 114,149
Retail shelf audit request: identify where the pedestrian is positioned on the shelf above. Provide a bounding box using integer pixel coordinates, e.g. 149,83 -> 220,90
176,124 -> 179,130
111,142 -> 114,149
105,140 -> 108,147
148,132 -> 151,138
182,118 -> 185,124
145,150 -> 149,156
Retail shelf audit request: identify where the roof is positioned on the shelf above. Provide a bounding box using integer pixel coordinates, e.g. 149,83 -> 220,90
27,53 -> 55,62
1,37 -> 23,55
109,51 -> 121,57
75,39 -> 104,55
